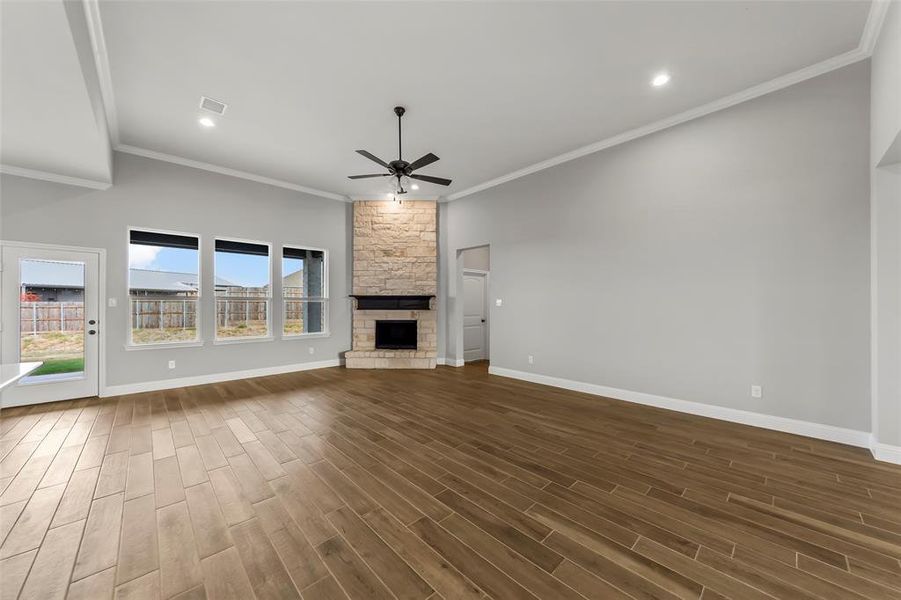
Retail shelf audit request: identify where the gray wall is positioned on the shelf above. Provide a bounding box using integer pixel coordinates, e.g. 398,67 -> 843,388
1,152 -> 352,388
871,2 -> 901,448
442,61 -> 871,432
461,245 -> 490,271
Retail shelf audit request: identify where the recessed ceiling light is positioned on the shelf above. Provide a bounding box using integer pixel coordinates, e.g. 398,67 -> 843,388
198,117 -> 215,128
411,184 -> 420,190
651,73 -> 671,87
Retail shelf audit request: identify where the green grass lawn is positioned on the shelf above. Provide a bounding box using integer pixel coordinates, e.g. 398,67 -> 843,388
31,357 -> 85,377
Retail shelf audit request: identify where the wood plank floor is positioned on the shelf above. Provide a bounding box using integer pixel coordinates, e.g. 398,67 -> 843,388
1,362 -> 900,599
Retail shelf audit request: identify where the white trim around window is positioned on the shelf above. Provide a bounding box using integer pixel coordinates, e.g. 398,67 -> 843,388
214,236 -> 273,343
212,336 -> 275,346
126,227 -> 203,349
281,244 -> 330,339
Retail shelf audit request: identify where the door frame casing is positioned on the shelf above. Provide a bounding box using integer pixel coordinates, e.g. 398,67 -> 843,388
462,268 -> 489,363
1,240 -> 108,399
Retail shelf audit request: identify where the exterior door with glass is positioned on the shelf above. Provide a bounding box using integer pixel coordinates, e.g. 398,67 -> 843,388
1,243 -> 100,407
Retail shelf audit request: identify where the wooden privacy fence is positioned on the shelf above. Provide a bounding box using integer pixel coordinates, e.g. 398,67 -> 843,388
284,299 -> 308,323
20,302 -> 84,335
131,291 -> 269,330
216,299 -> 267,326
24,299 -> 319,333
132,299 -> 197,330
21,299 -> 277,333
133,300 -> 269,329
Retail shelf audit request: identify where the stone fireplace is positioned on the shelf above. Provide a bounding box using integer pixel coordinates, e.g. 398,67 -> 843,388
345,200 -> 437,369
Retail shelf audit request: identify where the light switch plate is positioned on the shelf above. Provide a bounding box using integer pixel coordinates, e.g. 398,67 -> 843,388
495,299 -> 503,307
108,297 -> 118,308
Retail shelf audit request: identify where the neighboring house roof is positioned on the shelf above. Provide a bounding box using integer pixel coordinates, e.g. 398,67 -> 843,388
282,269 -> 303,289
128,268 -> 234,292
20,261 -> 236,292
21,261 -> 300,292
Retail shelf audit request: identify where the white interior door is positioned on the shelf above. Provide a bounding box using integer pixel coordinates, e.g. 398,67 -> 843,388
1,244 -> 100,406
463,271 -> 487,362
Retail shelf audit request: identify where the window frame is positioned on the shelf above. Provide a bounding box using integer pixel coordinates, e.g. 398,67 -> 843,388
125,226 -> 204,350
281,244 -> 330,339
213,236 -> 274,344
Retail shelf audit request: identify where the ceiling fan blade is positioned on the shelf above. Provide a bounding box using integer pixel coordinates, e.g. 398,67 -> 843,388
410,174 -> 452,186
348,173 -> 390,179
407,152 -> 439,172
356,150 -> 390,169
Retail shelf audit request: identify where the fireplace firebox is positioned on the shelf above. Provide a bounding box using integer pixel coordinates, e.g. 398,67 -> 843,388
375,320 -> 417,350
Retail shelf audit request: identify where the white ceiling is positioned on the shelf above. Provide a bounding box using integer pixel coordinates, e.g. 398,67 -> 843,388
1,1 -> 112,185
0,1 -> 877,199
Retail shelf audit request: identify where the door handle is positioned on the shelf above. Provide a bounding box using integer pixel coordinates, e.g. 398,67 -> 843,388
88,319 -> 96,325
481,319 -> 486,323
88,330 -> 97,335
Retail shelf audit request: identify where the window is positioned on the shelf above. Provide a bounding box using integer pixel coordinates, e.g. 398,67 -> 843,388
282,246 -> 328,336
128,229 -> 201,346
215,239 -> 271,340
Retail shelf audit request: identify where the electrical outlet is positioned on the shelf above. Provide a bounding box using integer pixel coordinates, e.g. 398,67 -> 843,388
308,347 -> 315,355
750,385 -> 762,398
528,355 -> 534,365
495,298 -> 503,307
168,360 -> 176,370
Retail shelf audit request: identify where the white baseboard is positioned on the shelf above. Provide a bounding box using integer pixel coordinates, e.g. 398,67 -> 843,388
437,357 -> 464,367
103,358 -> 342,396
870,440 -> 901,465
100,358 -> 899,465
488,366 -> 873,450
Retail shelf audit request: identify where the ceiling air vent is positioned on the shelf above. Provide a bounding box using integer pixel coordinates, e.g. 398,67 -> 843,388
199,96 -> 227,116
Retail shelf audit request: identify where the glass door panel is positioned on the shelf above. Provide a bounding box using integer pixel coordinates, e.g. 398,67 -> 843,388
19,259 -> 86,382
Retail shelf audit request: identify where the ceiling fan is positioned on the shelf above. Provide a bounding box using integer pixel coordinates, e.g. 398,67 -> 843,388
348,106 -> 452,194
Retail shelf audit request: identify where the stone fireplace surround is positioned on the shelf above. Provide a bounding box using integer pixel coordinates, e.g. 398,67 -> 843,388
345,200 -> 437,369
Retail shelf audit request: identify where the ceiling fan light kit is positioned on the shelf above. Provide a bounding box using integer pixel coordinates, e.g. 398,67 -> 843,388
349,106 -> 453,197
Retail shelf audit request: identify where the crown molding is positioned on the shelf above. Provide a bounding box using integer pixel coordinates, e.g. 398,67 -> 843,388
447,48 -> 867,201
81,0 -> 348,202
82,0 -> 119,145
79,0 -> 888,205
0,164 -> 112,190
447,1 -> 887,202
115,144 -> 349,201
860,0 -> 892,55
349,194 -> 440,202
17,1 -> 345,200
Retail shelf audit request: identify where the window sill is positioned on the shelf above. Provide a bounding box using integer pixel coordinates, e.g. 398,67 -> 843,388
125,341 -> 205,351
282,332 -> 331,340
213,336 -> 275,346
